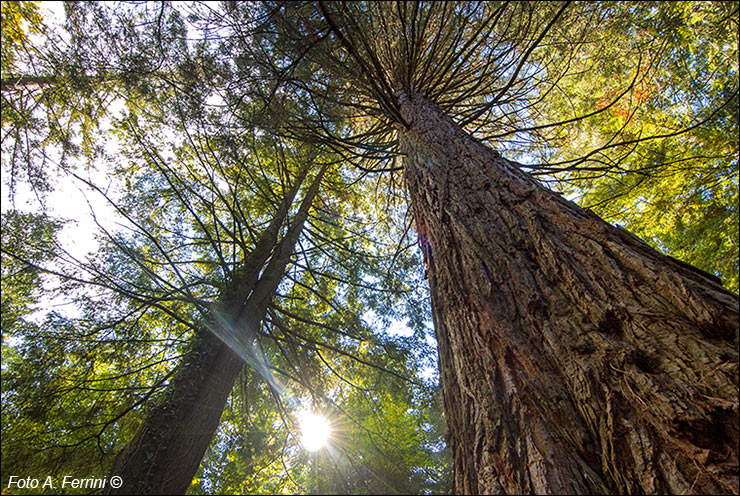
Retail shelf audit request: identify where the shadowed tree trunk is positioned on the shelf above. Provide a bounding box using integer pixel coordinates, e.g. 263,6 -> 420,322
107,329 -> 242,495
397,88 -> 739,494
107,166 -> 327,495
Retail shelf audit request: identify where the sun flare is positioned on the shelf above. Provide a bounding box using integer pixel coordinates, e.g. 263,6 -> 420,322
299,410 -> 331,451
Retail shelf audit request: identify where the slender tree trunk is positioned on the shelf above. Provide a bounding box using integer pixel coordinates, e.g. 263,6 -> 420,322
107,166 -> 327,494
397,89 -> 739,494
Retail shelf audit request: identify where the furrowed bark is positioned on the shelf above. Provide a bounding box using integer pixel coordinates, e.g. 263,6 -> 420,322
107,167 -> 326,495
397,88 -> 739,494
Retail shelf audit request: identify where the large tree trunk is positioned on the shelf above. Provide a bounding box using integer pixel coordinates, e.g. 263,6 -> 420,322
397,89 -> 739,494
107,166 -> 326,494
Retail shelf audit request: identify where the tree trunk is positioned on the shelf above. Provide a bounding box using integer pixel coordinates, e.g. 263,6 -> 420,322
107,165 -> 327,494
396,89 -> 739,494
108,329 -> 244,495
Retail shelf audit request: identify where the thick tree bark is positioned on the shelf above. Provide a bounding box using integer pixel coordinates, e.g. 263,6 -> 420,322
107,166 -> 326,494
397,89 -> 739,494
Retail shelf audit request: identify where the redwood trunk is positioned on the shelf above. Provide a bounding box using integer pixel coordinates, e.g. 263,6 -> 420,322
397,89 -> 739,494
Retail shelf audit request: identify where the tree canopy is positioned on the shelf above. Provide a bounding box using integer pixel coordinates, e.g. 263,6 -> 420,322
1,1 -> 737,494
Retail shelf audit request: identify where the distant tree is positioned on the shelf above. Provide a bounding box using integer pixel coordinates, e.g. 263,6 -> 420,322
2,110 -> 445,494
2,4 -> 447,494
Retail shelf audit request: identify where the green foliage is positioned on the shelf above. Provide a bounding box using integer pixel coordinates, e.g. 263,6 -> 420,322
1,213 -> 190,492
537,1 -> 739,292
1,1 -> 194,201
2,2 -> 736,495
1,312 -> 180,493
0,210 -> 62,332
1,1 -> 43,75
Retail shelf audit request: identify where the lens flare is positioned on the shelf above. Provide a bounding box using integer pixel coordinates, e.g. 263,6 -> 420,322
299,410 -> 331,451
